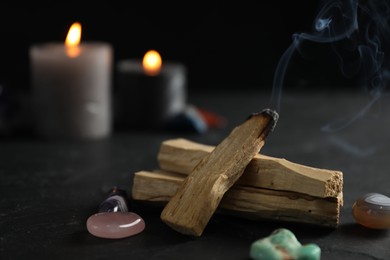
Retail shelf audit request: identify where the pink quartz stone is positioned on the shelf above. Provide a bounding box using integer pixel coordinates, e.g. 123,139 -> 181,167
86,211 -> 145,239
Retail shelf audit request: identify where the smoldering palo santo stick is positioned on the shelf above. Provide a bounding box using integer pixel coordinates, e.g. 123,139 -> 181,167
160,109 -> 279,236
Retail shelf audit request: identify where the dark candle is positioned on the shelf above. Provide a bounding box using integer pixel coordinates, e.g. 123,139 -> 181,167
115,50 -> 187,129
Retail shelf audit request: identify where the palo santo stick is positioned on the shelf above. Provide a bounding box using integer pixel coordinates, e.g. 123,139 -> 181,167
160,109 -> 278,236
132,170 -> 341,228
158,138 -> 343,198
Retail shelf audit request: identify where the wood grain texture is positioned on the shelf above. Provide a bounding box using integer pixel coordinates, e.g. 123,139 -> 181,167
158,138 -> 343,198
133,170 -> 341,228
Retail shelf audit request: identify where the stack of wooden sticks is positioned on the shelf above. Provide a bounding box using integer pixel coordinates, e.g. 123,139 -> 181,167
131,110 -> 343,236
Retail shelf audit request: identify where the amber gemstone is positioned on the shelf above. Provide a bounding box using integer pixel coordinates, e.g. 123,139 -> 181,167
352,193 -> 390,229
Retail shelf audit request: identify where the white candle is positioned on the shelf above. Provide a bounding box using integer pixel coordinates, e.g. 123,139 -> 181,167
115,50 -> 187,129
30,22 -> 113,140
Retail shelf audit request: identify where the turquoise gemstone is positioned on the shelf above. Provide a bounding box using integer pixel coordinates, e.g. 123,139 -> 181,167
249,228 -> 321,260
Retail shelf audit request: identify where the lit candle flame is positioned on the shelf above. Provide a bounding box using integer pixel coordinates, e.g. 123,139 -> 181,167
142,50 -> 162,76
65,22 -> 82,58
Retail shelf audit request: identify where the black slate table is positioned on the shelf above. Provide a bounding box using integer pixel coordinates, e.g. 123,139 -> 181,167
1,90 -> 389,259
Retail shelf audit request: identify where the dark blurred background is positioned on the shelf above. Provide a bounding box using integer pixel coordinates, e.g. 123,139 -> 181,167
0,2 -> 362,95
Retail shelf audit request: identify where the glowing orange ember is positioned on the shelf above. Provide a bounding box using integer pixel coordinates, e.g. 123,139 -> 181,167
65,22 -> 82,58
142,50 -> 162,76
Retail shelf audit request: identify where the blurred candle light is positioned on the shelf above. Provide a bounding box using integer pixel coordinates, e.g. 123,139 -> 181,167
115,49 -> 187,129
30,22 -> 113,140
142,50 -> 162,76
65,22 -> 81,58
